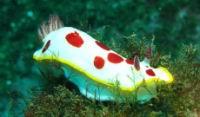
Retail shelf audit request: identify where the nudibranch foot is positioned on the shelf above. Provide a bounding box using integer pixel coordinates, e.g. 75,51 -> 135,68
62,64 -> 159,102
62,65 -> 116,101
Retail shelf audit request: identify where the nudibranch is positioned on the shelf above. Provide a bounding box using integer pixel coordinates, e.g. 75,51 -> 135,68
33,16 -> 173,102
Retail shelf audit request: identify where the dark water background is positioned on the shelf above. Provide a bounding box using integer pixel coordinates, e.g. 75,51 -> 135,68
0,0 -> 200,116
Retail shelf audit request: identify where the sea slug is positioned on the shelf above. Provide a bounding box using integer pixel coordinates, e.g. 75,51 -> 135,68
33,16 -> 173,102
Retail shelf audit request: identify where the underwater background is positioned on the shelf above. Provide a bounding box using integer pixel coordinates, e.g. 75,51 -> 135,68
0,0 -> 200,117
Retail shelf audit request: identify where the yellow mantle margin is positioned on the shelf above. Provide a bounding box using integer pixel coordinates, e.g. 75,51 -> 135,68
33,55 -> 173,92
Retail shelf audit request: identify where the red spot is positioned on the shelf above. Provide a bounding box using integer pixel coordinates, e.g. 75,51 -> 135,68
42,40 -> 51,53
146,69 -> 155,76
126,59 -> 134,65
65,32 -> 84,48
108,53 -> 124,63
94,56 -> 105,69
95,41 -> 110,50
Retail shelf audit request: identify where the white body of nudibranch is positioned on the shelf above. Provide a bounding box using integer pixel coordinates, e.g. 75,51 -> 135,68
33,17 -> 173,102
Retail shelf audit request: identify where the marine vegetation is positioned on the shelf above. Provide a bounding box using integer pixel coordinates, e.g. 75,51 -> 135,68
25,16 -> 200,117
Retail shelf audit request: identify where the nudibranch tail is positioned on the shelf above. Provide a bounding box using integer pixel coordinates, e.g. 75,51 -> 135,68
156,67 -> 174,83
